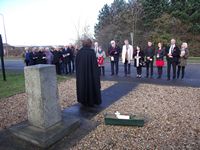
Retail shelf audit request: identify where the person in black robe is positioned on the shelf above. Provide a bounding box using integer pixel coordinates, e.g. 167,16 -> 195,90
76,38 -> 101,107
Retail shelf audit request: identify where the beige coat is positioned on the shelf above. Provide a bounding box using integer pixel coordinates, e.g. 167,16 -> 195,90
179,48 -> 189,66
122,44 -> 133,64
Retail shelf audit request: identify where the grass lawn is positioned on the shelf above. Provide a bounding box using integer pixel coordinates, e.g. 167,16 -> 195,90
0,71 -> 70,99
0,72 -> 25,99
188,57 -> 200,63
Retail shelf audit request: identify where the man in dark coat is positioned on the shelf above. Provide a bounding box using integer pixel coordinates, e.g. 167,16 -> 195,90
108,40 -> 121,75
144,41 -> 155,78
35,47 -> 47,64
29,47 -> 38,65
62,46 -> 72,74
76,38 -> 101,107
52,47 -> 62,75
166,39 -> 180,80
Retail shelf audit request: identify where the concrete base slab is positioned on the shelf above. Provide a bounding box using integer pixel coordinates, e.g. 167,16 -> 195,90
9,116 -> 80,148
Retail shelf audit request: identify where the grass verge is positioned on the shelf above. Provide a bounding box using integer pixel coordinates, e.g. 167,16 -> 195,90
0,71 -> 70,99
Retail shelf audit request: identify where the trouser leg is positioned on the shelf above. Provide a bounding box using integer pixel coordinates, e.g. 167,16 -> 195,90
167,61 -> 171,80
56,63 -> 61,75
182,66 -> 185,79
99,67 -> 101,76
160,67 -> 163,77
138,67 -> 142,75
102,66 -> 105,76
136,67 -> 139,75
124,60 -> 128,75
115,61 -> 119,75
72,57 -> 75,73
146,62 -> 149,77
128,63 -> 131,74
111,61 -> 114,75
68,61 -> 71,74
150,60 -> 154,77
158,67 -> 162,78
172,62 -> 177,79
177,66 -> 181,78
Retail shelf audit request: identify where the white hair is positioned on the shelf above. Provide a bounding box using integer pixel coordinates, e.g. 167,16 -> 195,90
110,40 -> 115,44
182,42 -> 188,48
45,47 -> 49,50
39,47 -> 44,50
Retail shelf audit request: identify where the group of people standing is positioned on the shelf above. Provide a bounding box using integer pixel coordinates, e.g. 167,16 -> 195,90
70,38 -> 190,108
22,38 -> 189,108
23,38 -> 189,80
23,45 -> 78,75
94,38 -> 189,80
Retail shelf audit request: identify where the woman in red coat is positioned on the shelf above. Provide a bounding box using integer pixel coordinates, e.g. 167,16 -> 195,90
155,43 -> 165,79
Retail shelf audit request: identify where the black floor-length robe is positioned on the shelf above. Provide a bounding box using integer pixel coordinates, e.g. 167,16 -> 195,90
76,47 -> 102,106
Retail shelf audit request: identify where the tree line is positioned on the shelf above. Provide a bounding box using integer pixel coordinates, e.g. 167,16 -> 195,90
94,0 -> 200,56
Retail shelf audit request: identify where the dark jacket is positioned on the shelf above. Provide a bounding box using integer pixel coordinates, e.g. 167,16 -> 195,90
35,51 -> 47,64
52,51 -> 62,64
29,52 -> 38,65
133,50 -> 144,67
166,45 -> 180,63
144,46 -> 155,61
62,48 -> 72,63
108,46 -> 121,62
155,48 -> 165,60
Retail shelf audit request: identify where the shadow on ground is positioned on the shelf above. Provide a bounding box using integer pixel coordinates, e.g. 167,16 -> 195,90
0,80 -> 138,150
0,63 -> 199,149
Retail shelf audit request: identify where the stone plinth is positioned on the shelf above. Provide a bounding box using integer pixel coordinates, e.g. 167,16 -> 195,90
24,64 -> 61,129
9,65 -> 80,148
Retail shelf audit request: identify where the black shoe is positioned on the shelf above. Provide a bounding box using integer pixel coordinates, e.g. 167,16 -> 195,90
145,76 -> 148,78
167,78 -> 170,81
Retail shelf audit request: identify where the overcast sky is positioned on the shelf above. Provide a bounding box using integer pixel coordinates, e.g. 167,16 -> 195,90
0,0 -> 113,46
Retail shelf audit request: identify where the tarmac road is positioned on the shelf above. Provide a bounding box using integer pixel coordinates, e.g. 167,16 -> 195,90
1,58 -> 200,86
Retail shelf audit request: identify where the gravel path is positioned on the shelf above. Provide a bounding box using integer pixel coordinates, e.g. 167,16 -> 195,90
0,79 -> 116,130
70,84 -> 200,150
1,78 -> 200,149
